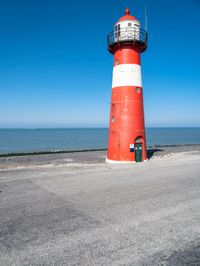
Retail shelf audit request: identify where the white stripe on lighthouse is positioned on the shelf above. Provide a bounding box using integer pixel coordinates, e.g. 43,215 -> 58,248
112,64 -> 142,88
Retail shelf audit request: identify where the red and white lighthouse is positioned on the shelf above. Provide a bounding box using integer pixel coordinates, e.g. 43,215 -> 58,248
106,8 -> 148,163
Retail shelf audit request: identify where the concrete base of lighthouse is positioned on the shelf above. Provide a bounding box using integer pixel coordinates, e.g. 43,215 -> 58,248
106,158 -> 136,164
106,158 -> 148,164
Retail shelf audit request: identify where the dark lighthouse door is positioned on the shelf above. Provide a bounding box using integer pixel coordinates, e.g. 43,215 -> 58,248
135,143 -> 142,162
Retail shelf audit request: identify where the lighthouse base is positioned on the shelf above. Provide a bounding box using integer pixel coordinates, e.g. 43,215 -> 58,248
106,158 -> 148,164
106,158 -> 136,164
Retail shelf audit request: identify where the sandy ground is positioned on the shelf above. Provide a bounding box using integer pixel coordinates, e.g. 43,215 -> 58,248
1,146 -> 200,265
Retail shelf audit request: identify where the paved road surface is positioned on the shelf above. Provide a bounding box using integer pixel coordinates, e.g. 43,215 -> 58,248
1,151 -> 200,265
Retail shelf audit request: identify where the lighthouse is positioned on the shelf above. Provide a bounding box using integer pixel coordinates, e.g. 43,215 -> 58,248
106,8 -> 148,163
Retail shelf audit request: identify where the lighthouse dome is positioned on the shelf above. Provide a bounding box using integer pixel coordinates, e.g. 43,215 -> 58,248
107,7 -> 147,53
117,7 -> 138,22
115,8 -> 140,30
113,8 -> 141,44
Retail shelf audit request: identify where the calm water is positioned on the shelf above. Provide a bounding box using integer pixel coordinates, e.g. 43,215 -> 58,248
0,128 -> 200,154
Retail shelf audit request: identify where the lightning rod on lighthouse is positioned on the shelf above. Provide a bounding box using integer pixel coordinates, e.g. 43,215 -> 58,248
106,7 -> 148,163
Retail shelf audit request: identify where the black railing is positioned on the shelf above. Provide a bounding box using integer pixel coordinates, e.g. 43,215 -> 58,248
107,27 -> 148,52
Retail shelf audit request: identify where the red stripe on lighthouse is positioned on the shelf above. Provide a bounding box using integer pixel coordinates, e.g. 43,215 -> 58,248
113,45 -> 141,65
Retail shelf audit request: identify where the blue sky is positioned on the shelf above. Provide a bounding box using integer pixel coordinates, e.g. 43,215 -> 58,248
0,0 -> 199,128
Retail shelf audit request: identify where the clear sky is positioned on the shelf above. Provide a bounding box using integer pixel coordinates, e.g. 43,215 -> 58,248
0,0 -> 199,128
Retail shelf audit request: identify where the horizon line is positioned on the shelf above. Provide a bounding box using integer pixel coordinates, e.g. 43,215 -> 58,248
0,126 -> 200,130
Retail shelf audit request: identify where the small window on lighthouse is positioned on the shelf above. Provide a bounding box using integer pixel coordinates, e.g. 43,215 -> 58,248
136,87 -> 141,94
112,117 -> 116,123
117,24 -> 120,37
128,22 -> 132,27
115,59 -> 119,65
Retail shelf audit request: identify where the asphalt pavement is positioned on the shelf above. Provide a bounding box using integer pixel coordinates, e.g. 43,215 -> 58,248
1,150 -> 200,265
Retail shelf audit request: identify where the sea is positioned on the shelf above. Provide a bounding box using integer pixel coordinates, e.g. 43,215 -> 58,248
0,128 -> 200,154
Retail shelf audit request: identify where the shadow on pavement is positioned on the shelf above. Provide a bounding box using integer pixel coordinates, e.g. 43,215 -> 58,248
147,148 -> 163,160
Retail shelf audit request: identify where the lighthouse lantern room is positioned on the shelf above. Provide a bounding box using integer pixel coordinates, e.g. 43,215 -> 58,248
107,8 -> 148,163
